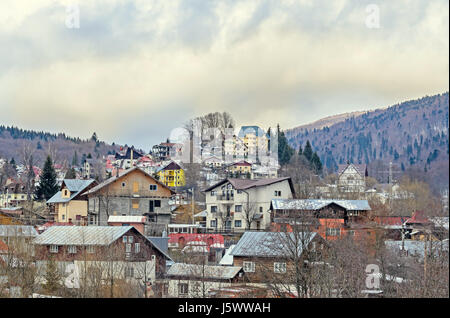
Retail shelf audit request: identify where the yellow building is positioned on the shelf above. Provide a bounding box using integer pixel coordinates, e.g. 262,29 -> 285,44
47,179 -> 97,224
227,161 -> 252,176
156,161 -> 185,188
0,179 -> 27,208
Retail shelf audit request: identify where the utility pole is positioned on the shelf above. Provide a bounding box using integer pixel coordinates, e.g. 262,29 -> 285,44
191,187 -> 195,225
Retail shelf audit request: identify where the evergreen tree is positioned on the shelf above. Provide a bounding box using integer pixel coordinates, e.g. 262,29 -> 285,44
72,151 -> 79,167
303,140 -> 313,162
311,152 -> 323,174
87,153 -> 92,159
35,156 -> 59,201
298,145 -> 303,156
277,124 -> 294,165
9,157 -> 16,166
65,167 -> 77,179
37,141 -> 43,150
91,132 -> 98,142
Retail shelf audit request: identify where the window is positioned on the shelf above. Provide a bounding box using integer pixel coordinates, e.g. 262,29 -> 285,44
235,205 -> 242,212
50,245 -> 58,253
133,182 -> 139,192
326,228 -> 341,236
234,220 -> 242,228
126,244 -> 132,253
62,214 -> 65,221
179,283 -> 189,296
122,182 -> 126,187
123,236 -> 127,243
211,206 -> 217,213
259,207 -> 263,213
237,190 -> 243,194
274,191 -> 281,197
86,246 -> 95,254
68,246 -> 77,254
243,261 -> 255,273
211,191 -> 215,196
348,230 -> 356,236
274,262 -> 286,273
149,184 -> 157,191
125,266 -> 134,278
132,199 -> 139,209
135,243 -> 140,253
210,220 -> 217,228
154,200 -> 161,208
128,236 -> 134,243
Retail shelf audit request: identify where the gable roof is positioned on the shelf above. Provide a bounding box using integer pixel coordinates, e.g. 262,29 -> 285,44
33,226 -> 172,260
338,163 -> 367,177
82,167 -> 175,196
271,199 -> 371,211
232,161 -> 252,167
231,231 -> 317,258
47,179 -> 96,204
167,263 -> 242,280
158,161 -> 183,172
204,177 -> 294,194
0,225 -> 38,238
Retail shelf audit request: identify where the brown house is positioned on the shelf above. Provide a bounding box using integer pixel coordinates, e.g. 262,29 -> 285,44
33,225 -> 172,295
230,231 -> 327,284
83,167 -> 175,235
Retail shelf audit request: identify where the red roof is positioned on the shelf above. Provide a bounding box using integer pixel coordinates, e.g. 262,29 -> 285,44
406,211 -> 430,225
233,161 -> 252,167
169,233 -> 224,250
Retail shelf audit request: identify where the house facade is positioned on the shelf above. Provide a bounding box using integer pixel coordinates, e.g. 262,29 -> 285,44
204,177 -> 294,232
337,163 -> 367,193
33,226 -> 172,296
270,198 -> 372,241
47,179 -> 97,224
156,161 -> 186,188
83,167 -> 175,235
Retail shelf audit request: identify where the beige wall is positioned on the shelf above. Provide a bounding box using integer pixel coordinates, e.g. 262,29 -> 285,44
57,200 -> 88,223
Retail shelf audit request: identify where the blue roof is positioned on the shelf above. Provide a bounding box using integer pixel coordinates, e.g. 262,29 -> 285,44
230,231 -> 317,258
238,126 -> 267,138
47,179 -> 95,204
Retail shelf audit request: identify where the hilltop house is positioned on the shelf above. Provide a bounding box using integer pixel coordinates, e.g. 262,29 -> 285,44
226,161 -> 252,177
204,177 -> 295,232
0,179 -> 26,208
337,163 -> 367,193
47,179 -> 97,225
156,161 -> 185,188
83,167 -> 175,236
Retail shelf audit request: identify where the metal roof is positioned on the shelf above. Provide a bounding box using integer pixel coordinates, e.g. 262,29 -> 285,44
271,199 -> 371,211
107,216 -> 146,223
385,240 -> 449,258
230,231 -> 316,258
166,263 -> 242,280
0,225 -> 38,237
219,244 -> 236,266
33,226 -> 133,246
47,179 -> 95,204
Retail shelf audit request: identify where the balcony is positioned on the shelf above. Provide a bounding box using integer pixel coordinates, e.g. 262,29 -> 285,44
216,194 -> 234,202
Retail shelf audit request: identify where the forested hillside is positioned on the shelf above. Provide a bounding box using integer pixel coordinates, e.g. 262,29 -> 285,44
0,126 -> 121,167
285,92 -> 449,192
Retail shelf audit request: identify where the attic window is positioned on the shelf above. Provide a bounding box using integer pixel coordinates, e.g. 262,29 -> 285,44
122,182 -> 126,187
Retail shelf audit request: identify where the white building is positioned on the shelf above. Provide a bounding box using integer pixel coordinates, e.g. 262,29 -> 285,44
204,177 -> 294,232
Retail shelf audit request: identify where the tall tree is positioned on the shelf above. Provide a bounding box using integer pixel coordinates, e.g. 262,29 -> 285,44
303,140 -> 313,162
277,124 -> 294,165
311,152 -> 323,174
72,151 -> 79,167
35,155 -> 59,201
65,167 -> 77,179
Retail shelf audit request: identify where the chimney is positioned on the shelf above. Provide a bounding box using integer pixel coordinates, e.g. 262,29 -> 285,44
130,148 -> 134,167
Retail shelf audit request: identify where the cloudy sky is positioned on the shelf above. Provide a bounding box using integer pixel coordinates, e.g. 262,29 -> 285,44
0,0 -> 448,150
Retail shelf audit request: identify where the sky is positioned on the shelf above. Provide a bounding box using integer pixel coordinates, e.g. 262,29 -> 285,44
0,0 -> 448,151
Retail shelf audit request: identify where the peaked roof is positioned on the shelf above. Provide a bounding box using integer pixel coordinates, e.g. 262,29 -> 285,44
231,231 -> 317,258
33,226 -> 172,260
47,179 -> 96,204
158,161 -> 183,172
83,167 -> 175,196
0,225 -> 38,237
271,199 -> 371,211
338,163 -> 367,177
204,177 -> 294,194
167,263 -> 242,280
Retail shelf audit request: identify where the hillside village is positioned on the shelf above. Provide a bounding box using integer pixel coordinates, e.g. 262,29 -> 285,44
0,108 -> 448,298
